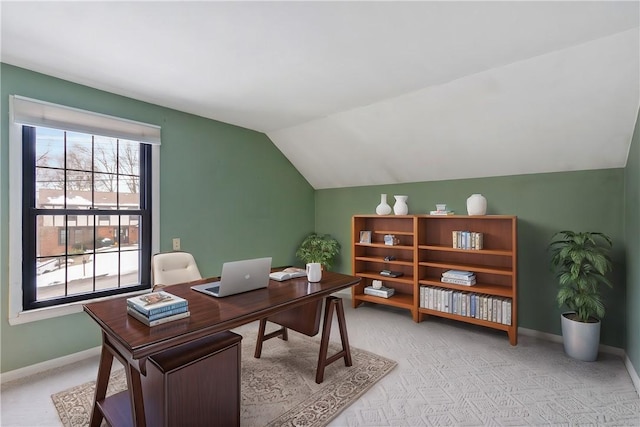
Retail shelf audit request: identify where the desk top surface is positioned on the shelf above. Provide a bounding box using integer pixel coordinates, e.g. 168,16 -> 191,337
84,270 -> 360,359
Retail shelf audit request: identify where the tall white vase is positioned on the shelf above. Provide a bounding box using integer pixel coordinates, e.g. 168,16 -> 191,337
466,194 -> 487,215
376,194 -> 392,215
393,195 -> 409,215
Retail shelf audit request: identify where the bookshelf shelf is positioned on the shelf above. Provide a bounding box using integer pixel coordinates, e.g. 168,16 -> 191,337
355,271 -> 415,285
418,261 -> 513,276
354,255 -> 414,266
353,292 -> 414,311
418,307 -> 511,332
417,279 -> 513,298
418,245 -> 513,257
355,243 -> 414,250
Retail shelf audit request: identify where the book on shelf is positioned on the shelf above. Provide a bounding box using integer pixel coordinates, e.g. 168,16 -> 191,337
364,286 -> 395,298
429,210 -> 454,215
128,304 -> 189,321
127,306 -> 190,326
452,231 -> 483,250
421,285 -> 512,325
441,276 -> 476,286
442,270 -> 475,280
127,291 -> 188,316
269,267 -> 306,281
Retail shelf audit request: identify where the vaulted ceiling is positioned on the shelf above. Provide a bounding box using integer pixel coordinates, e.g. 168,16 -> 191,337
2,1 -> 639,189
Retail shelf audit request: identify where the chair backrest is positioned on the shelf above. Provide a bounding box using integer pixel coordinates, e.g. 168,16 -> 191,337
152,252 -> 202,286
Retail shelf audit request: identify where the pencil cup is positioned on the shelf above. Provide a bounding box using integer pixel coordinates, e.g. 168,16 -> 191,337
306,263 -> 322,282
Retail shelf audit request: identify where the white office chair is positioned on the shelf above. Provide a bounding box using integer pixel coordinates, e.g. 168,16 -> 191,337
152,251 -> 202,287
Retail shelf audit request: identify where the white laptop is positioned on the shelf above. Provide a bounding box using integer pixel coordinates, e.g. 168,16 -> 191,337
191,257 -> 272,298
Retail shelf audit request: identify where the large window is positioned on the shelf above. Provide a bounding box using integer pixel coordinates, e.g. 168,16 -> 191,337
22,126 -> 152,309
9,96 -> 160,320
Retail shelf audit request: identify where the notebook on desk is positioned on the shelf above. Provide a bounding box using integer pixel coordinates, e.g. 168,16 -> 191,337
190,257 -> 272,297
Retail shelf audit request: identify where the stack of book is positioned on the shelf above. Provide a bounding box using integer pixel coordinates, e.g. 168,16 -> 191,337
364,285 -> 395,298
127,290 -> 190,326
429,210 -> 454,215
441,270 -> 476,286
419,286 -> 512,325
452,231 -> 483,249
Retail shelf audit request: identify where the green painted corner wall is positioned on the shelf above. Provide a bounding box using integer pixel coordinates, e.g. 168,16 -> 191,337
0,64 -> 315,372
0,62 -> 636,375
315,169 -> 627,348
625,107 -> 640,375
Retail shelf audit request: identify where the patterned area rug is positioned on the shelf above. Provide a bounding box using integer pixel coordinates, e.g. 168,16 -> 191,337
51,329 -> 396,427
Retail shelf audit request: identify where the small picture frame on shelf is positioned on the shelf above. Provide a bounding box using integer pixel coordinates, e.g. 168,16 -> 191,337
359,230 -> 372,244
384,234 -> 400,246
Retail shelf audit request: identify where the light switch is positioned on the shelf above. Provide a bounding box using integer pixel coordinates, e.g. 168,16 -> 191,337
172,238 -> 181,251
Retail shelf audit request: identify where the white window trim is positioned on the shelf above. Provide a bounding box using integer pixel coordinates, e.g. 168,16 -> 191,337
7,98 -> 160,325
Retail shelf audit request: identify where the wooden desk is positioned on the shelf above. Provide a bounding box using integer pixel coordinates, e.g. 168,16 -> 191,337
84,270 -> 360,427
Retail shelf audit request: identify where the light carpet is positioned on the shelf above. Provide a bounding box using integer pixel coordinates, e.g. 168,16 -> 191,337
51,330 -> 397,427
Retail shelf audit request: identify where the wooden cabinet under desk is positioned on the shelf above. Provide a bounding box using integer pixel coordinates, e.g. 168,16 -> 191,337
352,214 -> 518,345
141,331 -> 242,427
93,331 -> 243,427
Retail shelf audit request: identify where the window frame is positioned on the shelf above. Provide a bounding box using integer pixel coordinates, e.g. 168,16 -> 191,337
8,97 -> 160,325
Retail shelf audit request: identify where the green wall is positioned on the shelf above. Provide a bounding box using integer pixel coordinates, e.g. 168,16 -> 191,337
0,64 -> 315,372
315,169 -> 627,348
625,108 -> 640,375
1,62 -> 636,375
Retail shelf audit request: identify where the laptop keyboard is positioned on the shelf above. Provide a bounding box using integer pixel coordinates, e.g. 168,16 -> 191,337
206,285 -> 220,293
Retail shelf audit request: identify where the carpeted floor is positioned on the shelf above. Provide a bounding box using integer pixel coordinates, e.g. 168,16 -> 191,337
2,298 -> 639,426
330,302 -> 640,426
51,329 -> 397,427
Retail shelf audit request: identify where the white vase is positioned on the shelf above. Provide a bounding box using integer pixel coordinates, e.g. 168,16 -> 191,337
393,195 -> 408,215
466,194 -> 487,215
376,194 -> 392,215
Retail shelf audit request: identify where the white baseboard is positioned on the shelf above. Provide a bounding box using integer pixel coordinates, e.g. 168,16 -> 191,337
518,326 -> 626,357
1,346 -> 101,385
624,355 -> 640,397
518,326 -> 564,344
518,326 -> 638,396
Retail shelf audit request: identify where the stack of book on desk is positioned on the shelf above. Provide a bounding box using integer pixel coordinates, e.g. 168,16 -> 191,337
269,267 -> 306,281
364,285 -> 395,298
441,270 -> 476,286
127,291 -> 190,326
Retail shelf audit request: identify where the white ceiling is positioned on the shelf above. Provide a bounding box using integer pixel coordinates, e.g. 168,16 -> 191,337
2,1 -> 639,189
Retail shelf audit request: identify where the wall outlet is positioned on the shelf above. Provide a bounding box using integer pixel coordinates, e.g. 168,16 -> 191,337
172,238 -> 181,251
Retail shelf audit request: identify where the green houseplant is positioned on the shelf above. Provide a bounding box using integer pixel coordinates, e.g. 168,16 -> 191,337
548,230 -> 613,361
296,232 -> 341,270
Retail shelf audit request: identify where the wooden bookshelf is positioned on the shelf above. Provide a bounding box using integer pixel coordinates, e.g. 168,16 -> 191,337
417,215 -> 518,345
352,215 -> 418,321
352,214 -> 518,345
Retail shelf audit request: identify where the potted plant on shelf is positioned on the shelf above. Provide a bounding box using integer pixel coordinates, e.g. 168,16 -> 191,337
296,232 -> 341,270
549,230 -> 613,361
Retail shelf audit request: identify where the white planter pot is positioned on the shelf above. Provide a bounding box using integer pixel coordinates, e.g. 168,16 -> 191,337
561,312 -> 601,362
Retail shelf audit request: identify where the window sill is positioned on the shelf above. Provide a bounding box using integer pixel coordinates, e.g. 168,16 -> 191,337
8,289 -> 149,326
